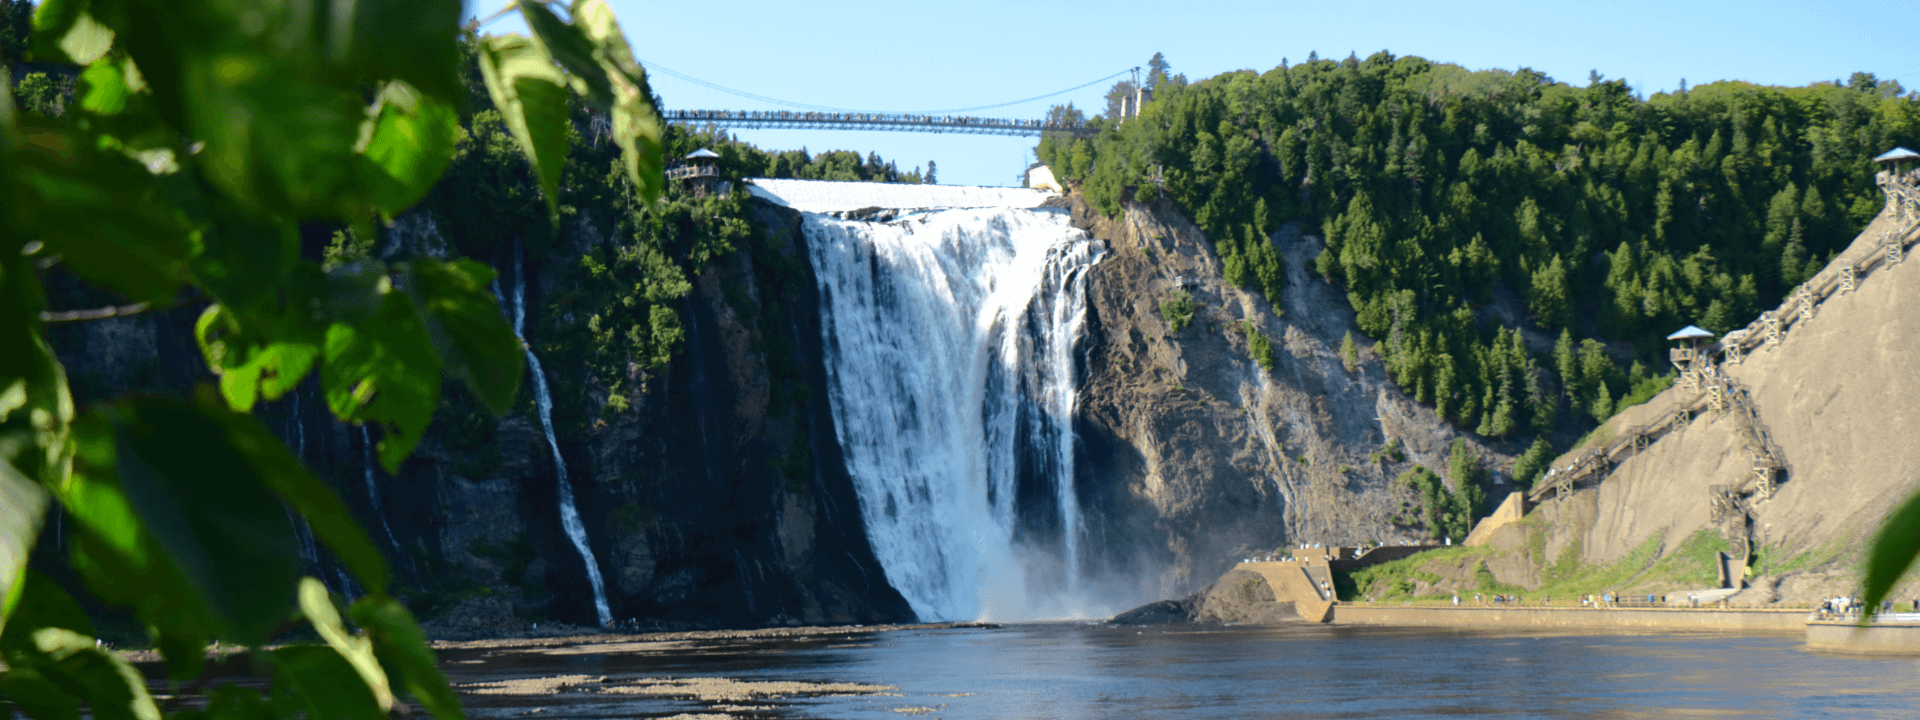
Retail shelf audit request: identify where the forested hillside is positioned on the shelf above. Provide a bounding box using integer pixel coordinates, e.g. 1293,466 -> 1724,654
1042,52 -> 1919,479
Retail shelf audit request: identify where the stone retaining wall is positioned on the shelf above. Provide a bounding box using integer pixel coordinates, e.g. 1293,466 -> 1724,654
1805,621 -> 1920,654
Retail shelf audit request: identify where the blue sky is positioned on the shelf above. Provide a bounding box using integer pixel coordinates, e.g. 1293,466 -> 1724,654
480,0 -> 1915,187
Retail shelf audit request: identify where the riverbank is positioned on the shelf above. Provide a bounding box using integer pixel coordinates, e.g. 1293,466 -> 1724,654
1329,603 -> 1806,633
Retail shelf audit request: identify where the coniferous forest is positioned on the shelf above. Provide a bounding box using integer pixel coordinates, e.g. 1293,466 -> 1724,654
1042,52 -> 1919,479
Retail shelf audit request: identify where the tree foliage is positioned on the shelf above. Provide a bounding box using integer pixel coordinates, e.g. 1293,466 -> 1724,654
1041,52 -> 1918,443
1,0 -> 665,717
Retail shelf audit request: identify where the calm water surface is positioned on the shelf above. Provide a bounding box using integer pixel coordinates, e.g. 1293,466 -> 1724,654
442,622 -> 1920,719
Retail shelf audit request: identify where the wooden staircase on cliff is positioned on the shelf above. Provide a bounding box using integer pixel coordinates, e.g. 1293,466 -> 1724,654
1529,170 -> 1920,509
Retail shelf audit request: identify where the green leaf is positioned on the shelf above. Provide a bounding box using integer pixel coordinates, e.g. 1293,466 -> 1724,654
297,578 -> 393,712
13,121 -> 194,304
518,1 -> 612,105
405,259 -> 523,414
195,305 -> 319,413
570,0 -> 665,205
1862,488 -> 1920,621
77,58 -> 136,117
0,451 -> 49,638
0,668 -> 82,720
0,570 -> 89,657
322,293 -> 442,473
325,0 -> 465,104
30,0 -> 114,66
270,645 -> 387,720
181,49 -> 364,217
359,81 -> 459,216
350,596 -> 465,720
68,400 -> 301,646
23,627 -> 162,720
475,34 -> 570,219
190,196 -> 302,312
197,684 -> 277,720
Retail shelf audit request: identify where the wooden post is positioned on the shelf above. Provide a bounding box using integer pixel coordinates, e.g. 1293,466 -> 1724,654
1764,312 -> 1781,346
1841,264 -> 1857,293
1798,287 -> 1815,322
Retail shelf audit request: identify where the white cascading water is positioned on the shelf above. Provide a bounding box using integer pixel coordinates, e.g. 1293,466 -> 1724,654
804,206 -> 1103,621
507,248 -> 614,628
361,426 -> 400,550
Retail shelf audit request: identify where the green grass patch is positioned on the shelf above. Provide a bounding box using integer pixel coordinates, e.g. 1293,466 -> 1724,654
1752,526 -> 1857,577
1339,545 -> 1493,601
1640,528 -> 1735,589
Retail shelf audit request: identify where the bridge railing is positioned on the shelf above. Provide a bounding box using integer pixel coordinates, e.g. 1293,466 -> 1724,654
664,109 -> 1099,138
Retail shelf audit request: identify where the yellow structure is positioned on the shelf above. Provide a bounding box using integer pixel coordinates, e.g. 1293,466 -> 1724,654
1463,492 -> 1527,547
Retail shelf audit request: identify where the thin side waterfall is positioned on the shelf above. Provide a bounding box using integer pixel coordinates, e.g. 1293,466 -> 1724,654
361,426 -> 400,551
804,206 -> 1102,621
507,249 -> 614,628
287,391 -> 320,567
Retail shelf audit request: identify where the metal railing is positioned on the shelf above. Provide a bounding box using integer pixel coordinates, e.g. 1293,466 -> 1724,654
664,109 -> 1099,138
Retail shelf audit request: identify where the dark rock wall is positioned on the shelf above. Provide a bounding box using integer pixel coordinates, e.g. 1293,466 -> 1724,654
45,199 -> 912,633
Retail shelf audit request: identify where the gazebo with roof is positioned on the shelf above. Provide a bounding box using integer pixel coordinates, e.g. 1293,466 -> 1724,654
1875,147 -> 1920,172
1667,325 -> 1716,371
669,148 -> 723,195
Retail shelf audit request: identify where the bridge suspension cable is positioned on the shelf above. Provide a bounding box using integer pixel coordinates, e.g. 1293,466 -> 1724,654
636,58 -> 1133,115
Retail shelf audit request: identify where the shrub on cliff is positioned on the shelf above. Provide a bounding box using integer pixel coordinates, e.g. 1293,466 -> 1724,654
1161,290 -> 1197,331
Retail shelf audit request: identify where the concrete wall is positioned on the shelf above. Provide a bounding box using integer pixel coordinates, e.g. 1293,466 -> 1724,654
1464,492 -> 1526,547
1331,604 -> 1805,633
1239,562 -> 1334,622
1806,622 -> 1920,654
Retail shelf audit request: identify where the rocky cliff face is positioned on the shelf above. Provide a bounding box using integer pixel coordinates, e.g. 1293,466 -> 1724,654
50,186 -> 1526,632
47,201 -> 914,635
1063,192 -> 1517,600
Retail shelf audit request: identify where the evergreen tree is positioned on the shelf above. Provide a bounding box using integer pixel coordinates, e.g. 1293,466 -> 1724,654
1781,217 -> 1809,289
1554,329 -> 1580,403
0,0 -> 30,66
926,159 -> 937,185
1528,254 -> 1573,329
1147,52 -> 1171,91
1511,436 -> 1554,488
1340,330 -> 1359,371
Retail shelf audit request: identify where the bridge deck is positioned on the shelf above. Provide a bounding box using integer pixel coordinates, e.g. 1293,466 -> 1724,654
665,109 -> 1099,138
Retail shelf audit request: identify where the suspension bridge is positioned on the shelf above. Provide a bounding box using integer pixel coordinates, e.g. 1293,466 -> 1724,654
644,61 -> 1142,139
664,109 -> 1100,138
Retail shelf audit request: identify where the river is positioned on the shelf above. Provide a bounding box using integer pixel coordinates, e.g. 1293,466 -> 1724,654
442,622 -> 1920,718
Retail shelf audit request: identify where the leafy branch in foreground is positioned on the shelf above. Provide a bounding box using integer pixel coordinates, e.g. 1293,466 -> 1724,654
2,0 -> 663,718
1861,488 -> 1920,622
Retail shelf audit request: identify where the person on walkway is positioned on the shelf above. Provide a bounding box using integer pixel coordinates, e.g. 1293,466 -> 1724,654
1453,594 -> 1460,606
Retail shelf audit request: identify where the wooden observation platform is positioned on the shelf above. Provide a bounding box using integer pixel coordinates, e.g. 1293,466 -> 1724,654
667,148 -> 722,196
1528,147 -> 1920,512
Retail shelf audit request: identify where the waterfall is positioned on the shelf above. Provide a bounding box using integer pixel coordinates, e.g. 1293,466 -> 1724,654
287,391 -> 320,568
803,206 -> 1102,621
507,247 -> 614,628
360,426 -> 400,551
